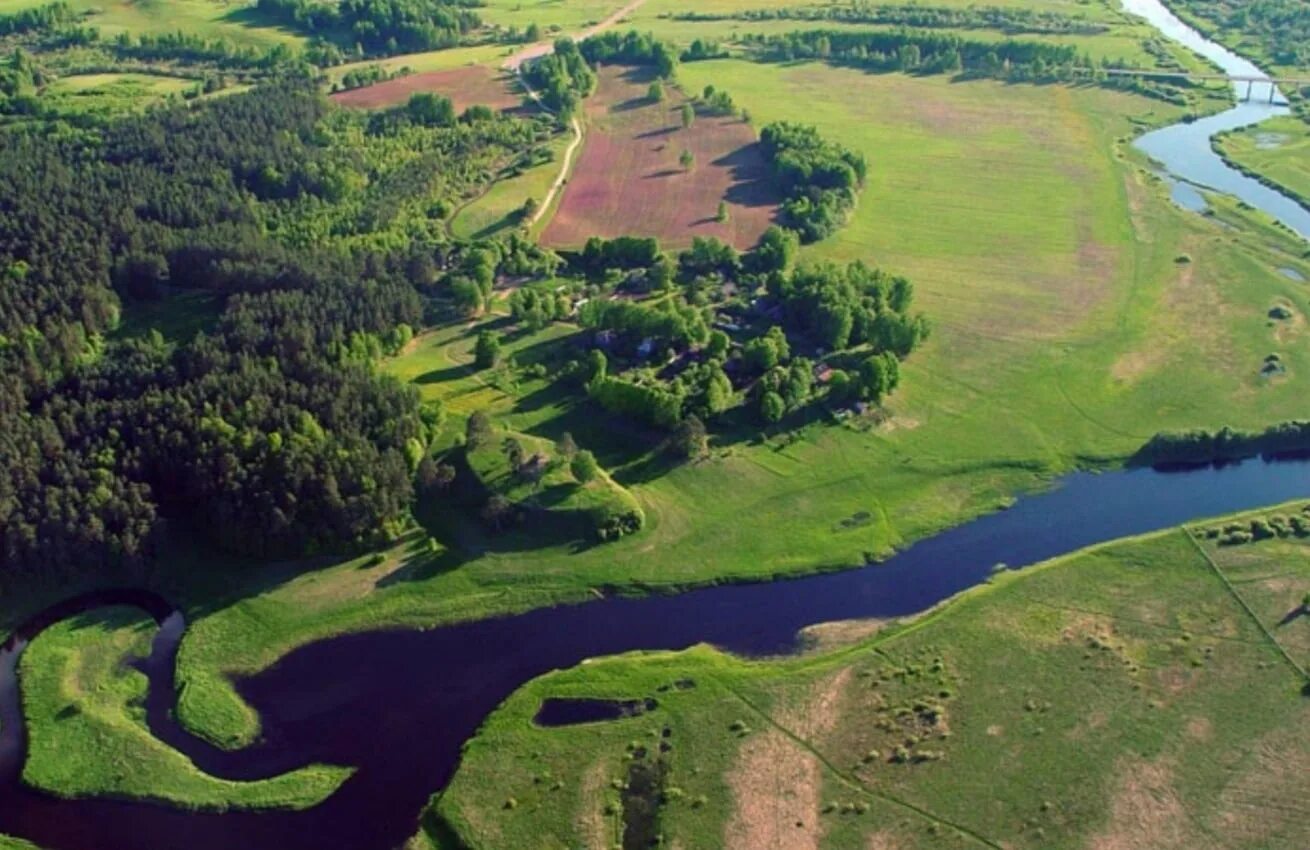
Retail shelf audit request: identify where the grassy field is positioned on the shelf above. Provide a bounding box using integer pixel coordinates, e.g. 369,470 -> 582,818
450,132 -> 572,239
155,64 -> 1310,752
427,508 -> 1310,849
1216,115 -> 1310,206
18,606 -> 353,810
539,65 -> 779,250
0,0 -> 304,47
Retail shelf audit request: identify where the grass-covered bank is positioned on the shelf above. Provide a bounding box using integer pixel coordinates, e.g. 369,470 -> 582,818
165,66 -> 1310,752
428,505 -> 1310,848
1214,115 -> 1310,216
17,606 -> 353,811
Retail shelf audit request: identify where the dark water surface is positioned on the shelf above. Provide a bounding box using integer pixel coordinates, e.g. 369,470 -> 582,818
0,458 -> 1307,850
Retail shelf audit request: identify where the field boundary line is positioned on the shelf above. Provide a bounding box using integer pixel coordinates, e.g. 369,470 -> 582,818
721,682 -> 1005,849
1182,528 -> 1309,682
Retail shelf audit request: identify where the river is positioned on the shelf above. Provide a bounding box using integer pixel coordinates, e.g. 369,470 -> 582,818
2,5 -> 1309,849
1124,0 -> 1310,238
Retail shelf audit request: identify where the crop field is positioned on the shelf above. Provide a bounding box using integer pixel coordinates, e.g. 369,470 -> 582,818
429,513 -> 1310,849
330,66 -> 526,112
539,65 -> 780,250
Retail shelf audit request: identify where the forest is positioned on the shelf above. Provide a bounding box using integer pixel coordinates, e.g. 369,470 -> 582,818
0,80 -> 559,576
253,0 -> 483,55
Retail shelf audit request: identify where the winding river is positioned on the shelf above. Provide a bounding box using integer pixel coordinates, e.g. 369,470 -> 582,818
2,5 -> 1309,850
1124,0 -> 1310,237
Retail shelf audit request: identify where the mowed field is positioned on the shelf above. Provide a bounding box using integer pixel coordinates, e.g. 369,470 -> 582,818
330,65 -> 524,112
430,512 -> 1310,849
540,65 -> 780,250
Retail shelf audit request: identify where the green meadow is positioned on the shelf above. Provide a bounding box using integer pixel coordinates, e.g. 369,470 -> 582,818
150,63 -> 1310,752
0,0 -> 304,47
428,507 -> 1310,849
3,0 -> 1310,840
18,606 -> 352,810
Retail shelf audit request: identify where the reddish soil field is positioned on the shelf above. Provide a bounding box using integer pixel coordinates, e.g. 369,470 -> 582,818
540,66 -> 780,251
331,65 -> 524,113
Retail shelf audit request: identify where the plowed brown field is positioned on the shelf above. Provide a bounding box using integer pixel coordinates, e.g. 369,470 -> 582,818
331,65 -> 522,113
540,66 -> 780,250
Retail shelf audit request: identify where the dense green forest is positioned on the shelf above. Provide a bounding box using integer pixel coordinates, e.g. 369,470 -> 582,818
1170,0 -> 1310,69
0,80 -> 560,574
253,0 -> 482,56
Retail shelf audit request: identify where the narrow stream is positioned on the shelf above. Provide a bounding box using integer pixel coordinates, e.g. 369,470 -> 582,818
1122,0 -> 1310,238
2,9 -> 1309,850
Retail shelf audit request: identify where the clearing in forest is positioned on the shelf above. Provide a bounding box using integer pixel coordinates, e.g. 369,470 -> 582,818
330,65 -> 524,112
540,65 -> 780,250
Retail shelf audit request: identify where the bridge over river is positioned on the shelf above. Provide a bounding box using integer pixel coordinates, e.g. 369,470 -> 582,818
1089,67 -> 1307,103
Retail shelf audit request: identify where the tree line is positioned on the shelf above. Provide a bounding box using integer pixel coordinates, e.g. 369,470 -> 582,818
254,0 -> 482,55
674,3 -> 1108,36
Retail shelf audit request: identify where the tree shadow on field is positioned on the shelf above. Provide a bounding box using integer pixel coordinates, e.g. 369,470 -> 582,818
645,168 -> 681,179
635,126 -> 678,140
611,96 -> 653,113
715,144 -> 783,216
1277,605 -> 1307,627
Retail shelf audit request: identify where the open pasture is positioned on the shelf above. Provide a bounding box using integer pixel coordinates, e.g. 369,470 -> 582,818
330,65 -> 525,112
0,0 -> 303,47
169,66 -> 1310,752
540,65 -> 780,250
431,520 -> 1310,849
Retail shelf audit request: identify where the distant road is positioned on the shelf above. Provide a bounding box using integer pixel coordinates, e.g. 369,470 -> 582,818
503,0 -> 650,227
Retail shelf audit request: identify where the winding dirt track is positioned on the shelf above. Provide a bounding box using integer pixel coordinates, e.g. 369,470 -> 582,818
503,0 -> 651,227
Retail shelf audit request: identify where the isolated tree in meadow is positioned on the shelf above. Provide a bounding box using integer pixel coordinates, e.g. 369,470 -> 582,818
503,436 -> 525,472
466,410 -> 494,450
674,414 -> 710,460
679,149 -> 694,171
482,495 -> 514,530
519,197 -> 538,222
556,431 -> 579,460
648,80 -> 664,102
524,21 -> 542,41
474,330 -> 501,370
586,348 -> 608,383
571,449 -> 600,483
680,103 -> 694,128
759,390 -> 785,424
716,200 -> 728,222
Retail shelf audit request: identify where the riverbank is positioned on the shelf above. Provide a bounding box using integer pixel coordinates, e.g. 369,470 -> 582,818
432,503 -> 1310,849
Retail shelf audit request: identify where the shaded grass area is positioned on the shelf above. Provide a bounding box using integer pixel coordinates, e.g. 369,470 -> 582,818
170,69 -> 1310,750
18,606 -> 353,811
430,517 -> 1310,849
